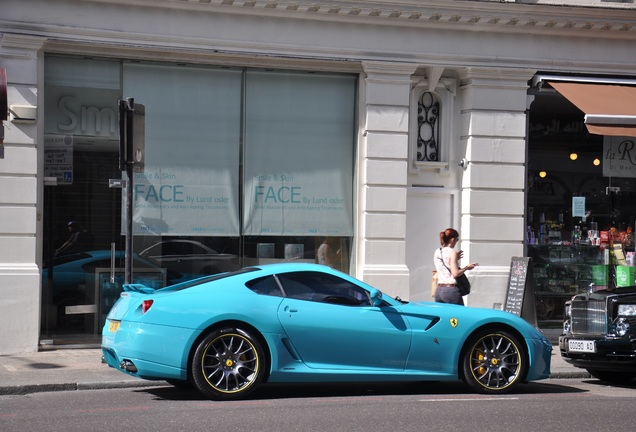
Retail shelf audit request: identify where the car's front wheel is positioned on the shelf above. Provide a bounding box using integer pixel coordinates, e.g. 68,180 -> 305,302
462,330 -> 526,393
191,327 -> 265,400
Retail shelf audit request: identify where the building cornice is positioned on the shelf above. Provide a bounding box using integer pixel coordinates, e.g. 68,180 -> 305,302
83,0 -> 636,37
0,34 -> 47,51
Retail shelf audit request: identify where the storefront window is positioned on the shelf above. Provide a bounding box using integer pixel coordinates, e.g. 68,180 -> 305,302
243,70 -> 355,237
42,56 -> 356,344
527,91 -> 636,329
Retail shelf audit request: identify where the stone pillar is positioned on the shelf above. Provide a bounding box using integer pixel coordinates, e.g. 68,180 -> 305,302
0,34 -> 46,354
457,67 -> 535,308
358,61 -> 417,299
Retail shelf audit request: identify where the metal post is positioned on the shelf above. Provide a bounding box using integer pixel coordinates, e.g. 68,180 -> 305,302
119,98 -> 135,284
117,97 -> 144,285
125,98 -> 135,285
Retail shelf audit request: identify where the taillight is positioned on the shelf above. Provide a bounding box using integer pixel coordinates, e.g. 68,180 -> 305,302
142,300 -> 154,314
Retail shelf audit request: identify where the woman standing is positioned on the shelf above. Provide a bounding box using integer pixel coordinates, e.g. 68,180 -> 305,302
433,228 -> 478,305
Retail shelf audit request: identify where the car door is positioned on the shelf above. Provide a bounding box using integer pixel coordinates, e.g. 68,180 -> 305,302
276,271 -> 412,371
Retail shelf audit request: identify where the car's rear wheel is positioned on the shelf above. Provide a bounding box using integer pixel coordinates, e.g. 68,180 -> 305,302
191,327 -> 265,401
586,369 -> 636,384
462,330 -> 526,394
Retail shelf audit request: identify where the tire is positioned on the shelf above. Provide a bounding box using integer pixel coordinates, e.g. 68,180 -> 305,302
191,327 -> 265,401
587,369 -> 636,385
462,330 -> 526,394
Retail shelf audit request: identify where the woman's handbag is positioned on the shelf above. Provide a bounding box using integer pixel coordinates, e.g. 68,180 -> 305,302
431,270 -> 438,298
455,273 -> 471,296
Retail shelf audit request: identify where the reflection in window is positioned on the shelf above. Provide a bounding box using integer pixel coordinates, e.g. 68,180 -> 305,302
417,91 -> 440,162
277,271 -> 370,306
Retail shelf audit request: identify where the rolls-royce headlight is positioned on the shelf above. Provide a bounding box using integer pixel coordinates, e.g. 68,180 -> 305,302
563,319 -> 571,335
615,318 -> 630,337
618,304 -> 636,316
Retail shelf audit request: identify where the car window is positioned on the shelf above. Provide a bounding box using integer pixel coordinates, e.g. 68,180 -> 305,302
183,242 -> 216,255
142,244 -> 161,257
159,242 -> 182,256
276,271 -> 371,306
245,276 -> 284,297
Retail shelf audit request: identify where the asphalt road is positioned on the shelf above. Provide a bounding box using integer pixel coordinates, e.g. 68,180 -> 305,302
2,378 -> 635,432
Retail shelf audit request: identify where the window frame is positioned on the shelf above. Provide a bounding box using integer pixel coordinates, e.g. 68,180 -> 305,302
409,76 -> 457,173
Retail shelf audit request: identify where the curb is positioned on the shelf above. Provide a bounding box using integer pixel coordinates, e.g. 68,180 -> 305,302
0,373 -> 591,396
550,371 -> 592,379
0,380 -> 167,396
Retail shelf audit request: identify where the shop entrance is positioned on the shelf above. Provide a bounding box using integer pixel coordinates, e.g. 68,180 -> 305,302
42,140 -> 123,344
527,83 -> 636,331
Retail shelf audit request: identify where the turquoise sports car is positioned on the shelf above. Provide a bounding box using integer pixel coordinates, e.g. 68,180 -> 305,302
102,263 -> 552,400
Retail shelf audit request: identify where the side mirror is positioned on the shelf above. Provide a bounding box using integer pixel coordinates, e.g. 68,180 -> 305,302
368,288 -> 383,307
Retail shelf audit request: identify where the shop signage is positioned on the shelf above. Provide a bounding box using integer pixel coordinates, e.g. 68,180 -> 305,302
44,135 -> 74,185
123,63 -> 355,237
529,116 -> 586,137
44,90 -> 119,137
123,64 -> 242,236
504,257 -> 537,326
603,136 -> 636,178
572,196 -> 586,218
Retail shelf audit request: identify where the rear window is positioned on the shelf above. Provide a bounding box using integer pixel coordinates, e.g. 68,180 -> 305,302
245,276 -> 284,297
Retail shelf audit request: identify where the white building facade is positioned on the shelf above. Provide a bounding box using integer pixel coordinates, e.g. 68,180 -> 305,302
2,0 -> 636,354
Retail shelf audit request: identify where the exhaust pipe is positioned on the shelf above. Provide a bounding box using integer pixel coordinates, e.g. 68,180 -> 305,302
120,360 -> 138,372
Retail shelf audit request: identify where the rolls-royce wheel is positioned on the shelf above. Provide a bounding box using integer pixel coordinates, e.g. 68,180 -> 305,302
462,330 -> 526,393
587,369 -> 636,384
191,327 -> 265,400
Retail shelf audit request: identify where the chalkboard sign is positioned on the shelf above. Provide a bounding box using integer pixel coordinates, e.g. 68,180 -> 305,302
504,257 -> 536,325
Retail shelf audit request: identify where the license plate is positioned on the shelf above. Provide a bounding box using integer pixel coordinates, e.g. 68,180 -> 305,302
108,320 -> 120,333
568,339 -> 596,353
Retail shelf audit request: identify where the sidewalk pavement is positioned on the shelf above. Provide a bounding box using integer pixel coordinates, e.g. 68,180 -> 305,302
0,345 -> 590,396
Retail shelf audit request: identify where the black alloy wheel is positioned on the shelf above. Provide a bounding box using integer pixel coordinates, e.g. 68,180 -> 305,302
191,327 -> 265,400
462,330 -> 527,393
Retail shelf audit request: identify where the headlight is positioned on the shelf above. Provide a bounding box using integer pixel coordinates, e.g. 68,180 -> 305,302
618,304 -> 636,316
615,318 -> 630,337
563,319 -> 571,335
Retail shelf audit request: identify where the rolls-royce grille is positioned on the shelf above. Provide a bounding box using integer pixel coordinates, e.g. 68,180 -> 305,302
571,299 -> 607,335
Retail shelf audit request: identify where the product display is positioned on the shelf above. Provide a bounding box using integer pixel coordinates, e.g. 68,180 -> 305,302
528,221 -> 636,325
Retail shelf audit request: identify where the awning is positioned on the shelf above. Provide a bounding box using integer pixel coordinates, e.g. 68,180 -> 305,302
548,81 -> 636,137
